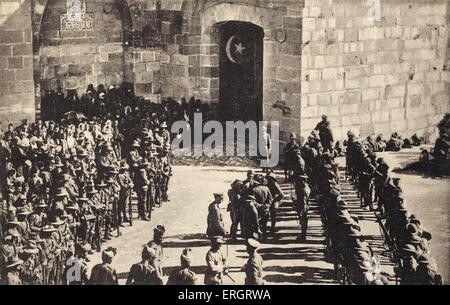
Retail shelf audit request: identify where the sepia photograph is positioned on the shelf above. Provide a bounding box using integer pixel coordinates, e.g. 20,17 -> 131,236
0,0 -> 449,294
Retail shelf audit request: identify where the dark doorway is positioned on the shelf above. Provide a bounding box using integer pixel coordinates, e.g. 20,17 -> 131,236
217,21 -> 264,122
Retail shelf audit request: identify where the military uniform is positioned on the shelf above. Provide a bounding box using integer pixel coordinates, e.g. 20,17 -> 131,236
126,261 -> 162,285
206,201 -> 226,237
244,252 -> 264,285
204,248 -> 226,285
167,267 -> 197,285
89,262 -> 118,285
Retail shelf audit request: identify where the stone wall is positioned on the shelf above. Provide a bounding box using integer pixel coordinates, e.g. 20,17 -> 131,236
0,0 -> 34,124
300,0 -> 450,141
38,0 -> 124,97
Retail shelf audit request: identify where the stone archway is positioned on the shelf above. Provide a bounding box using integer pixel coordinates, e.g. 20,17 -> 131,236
197,1 -> 303,140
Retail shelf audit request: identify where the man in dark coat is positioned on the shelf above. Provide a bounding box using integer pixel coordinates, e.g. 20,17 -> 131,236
167,248 -> 197,285
89,247 -> 118,285
241,195 -> 260,240
315,115 -> 334,151
244,238 -> 264,285
206,193 -> 227,238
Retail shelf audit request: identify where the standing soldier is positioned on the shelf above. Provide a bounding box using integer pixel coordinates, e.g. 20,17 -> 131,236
1,256 -> 23,285
251,175 -> 273,241
40,224 -> 61,285
227,180 -> 243,241
265,172 -> 284,236
64,243 -> 90,285
314,115 -> 334,152
204,236 -> 228,285
135,159 -> 150,221
244,238 -> 264,285
167,248 -> 197,285
117,160 -> 133,225
206,193 -> 227,238
241,195 -> 260,240
89,247 -> 118,285
126,245 -> 163,285
159,151 -> 171,203
283,133 -> 300,181
293,174 -> 311,241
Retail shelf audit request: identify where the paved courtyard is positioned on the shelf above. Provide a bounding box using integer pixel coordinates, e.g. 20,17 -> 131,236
85,151 -> 450,284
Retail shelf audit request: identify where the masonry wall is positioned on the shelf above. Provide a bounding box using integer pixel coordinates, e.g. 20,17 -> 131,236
300,0 -> 450,141
38,0 -> 124,96
0,0 -> 34,125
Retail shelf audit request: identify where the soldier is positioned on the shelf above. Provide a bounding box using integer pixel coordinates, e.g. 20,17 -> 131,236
1,256 -> 23,285
135,160 -> 150,221
117,160 -> 133,225
206,193 -> 227,238
89,247 -> 118,285
64,243 -> 90,285
265,172 -> 284,235
147,225 -> 165,279
204,236 -> 228,285
251,175 -> 273,241
126,245 -> 163,285
283,133 -> 300,181
314,115 -> 334,152
244,238 -> 264,285
28,201 -> 48,233
39,224 -> 61,284
293,174 -> 311,241
227,180 -> 243,241
241,195 -> 260,240
167,248 -> 197,285
159,151 -> 171,202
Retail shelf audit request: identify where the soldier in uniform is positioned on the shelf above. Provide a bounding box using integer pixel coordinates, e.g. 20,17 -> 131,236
1,256 -> 23,285
265,172 -> 284,235
89,247 -> 118,285
147,225 -> 165,279
167,248 -> 197,285
244,238 -> 264,285
206,193 -> 227,238
283,133 -> 300,181
241,195 -> 260,240
117,160 -> 133,225
204,236 -> 228,285
64,243 -> 90,285
314,115 -> 334,152
293,174 -> 311,241
135,160 -> 150,221
126,245 -> 163,285
227,180 -> 243,241
251,175 -> 273,241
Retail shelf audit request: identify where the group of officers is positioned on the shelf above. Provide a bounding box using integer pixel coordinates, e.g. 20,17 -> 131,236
0,84 -> 178,285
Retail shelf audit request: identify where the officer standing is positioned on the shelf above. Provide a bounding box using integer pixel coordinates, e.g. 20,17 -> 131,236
244,238 -> 264,285
167,248 -> 197,285
293,174 -> 311,241
206,193 -> 227,238
204,236 -> 228,285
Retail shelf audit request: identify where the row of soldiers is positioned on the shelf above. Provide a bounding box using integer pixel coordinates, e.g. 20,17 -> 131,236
346,131 -> 443,285
0,103 -> 174,284
46,223 -> 264,286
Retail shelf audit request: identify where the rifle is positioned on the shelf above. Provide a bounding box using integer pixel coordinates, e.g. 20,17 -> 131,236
114,198 -> 120,237
128,190 -> 133,226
